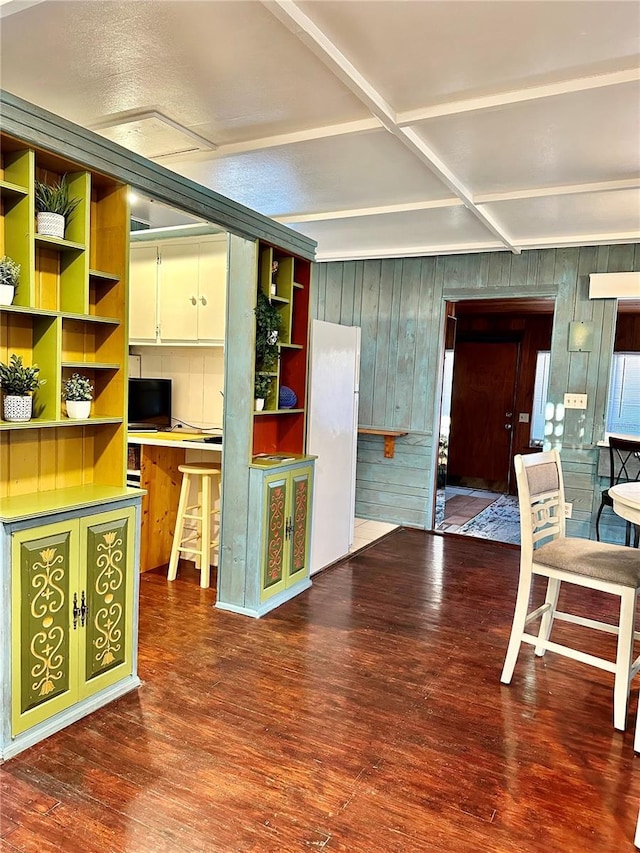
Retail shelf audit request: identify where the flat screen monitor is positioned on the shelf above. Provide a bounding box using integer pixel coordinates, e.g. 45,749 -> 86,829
128,378 -> 172,430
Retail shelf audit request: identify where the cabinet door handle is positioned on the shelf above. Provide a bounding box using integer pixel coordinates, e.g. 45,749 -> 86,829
80,590 -> 88,627
73,592 -> 80,630
199,296 -> 207,306
190,295 -> 197,305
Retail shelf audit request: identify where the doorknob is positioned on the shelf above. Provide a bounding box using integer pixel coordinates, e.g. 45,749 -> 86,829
505,412 -> 513,417
504,423 -> 512,430
200,296 -> 207,306
190,295 -> 197,305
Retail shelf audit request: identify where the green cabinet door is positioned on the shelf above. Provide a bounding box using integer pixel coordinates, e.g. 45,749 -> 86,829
260,463 -> 313,603
79,507 -> 135,700
260,472 -> 289,601
287,465 -> 313,588
11,506 -> 136,736
11,520 -> 80,736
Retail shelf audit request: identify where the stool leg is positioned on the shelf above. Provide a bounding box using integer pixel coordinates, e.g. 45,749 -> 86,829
168,473 -> 190,581
200,473 -> 212,588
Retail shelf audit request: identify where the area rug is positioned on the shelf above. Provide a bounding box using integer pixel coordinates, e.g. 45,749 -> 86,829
457,494 -> 521,545
442,494 -> 496,525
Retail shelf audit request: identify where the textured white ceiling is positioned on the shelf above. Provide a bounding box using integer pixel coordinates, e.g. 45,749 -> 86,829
1,0 -> 638,261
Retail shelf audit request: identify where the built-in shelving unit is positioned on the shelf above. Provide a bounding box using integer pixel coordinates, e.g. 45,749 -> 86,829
0,132 -> 130,504
252,242 -> 311,456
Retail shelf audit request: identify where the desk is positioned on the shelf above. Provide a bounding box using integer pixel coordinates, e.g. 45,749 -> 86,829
128,432 -> 222,571
609,482 -> 640,547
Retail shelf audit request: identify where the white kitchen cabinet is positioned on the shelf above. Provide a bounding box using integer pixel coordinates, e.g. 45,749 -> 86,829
129,236 -> 227,345
129,244 -> 159,343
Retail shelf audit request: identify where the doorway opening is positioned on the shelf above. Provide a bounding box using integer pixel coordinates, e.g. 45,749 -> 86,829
436,297 -> 555,544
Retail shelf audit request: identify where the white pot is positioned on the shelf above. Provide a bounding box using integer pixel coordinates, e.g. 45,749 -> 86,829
37,211 -> 65,239
66,399 -> 91,419
0,284 -> 16,306
3,395 -> 32,422
255,398 -> 265,412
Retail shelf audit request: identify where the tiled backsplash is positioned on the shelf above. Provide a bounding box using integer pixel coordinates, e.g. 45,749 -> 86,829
129,346 -> 224,429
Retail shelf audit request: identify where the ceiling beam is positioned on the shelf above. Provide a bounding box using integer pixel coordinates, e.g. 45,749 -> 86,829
517,231 -> 640,250
398,67 -> 640,124
273,178 -> 640,225
475,178 -> 640,204
315,241 -> 505,263
155,117 -> 381,163
315,229 -> 640,263
263,0 -> 519,253
0,0 -> 46,18
277,197 -> 462,224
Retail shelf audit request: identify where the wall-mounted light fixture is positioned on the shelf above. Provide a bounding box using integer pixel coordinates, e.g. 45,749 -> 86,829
568,321 -> 594,352
589,272 -> 640,299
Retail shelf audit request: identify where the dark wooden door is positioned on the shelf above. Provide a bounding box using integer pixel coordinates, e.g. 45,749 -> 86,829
447,341 -> 519,492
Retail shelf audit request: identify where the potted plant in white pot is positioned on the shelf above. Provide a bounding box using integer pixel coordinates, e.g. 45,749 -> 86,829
63,372 -> 93,419
34,174 -> 81,239
0,255 -> 20,306
0,354 -> 45,422
254,374 -> 272,412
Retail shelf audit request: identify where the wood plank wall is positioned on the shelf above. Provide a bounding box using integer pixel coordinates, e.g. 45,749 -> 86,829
312,244 -> 640,540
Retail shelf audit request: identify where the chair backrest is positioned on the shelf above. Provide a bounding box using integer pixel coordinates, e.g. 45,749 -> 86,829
514,449 -> 566,562
608,437 -> 640,486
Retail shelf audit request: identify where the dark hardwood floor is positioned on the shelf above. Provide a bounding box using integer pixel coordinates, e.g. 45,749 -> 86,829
2,530 -> 640,852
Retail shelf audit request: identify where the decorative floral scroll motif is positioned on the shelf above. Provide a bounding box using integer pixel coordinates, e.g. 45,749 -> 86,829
30,546 -> 66,696
93,529 -> 124,668
266,485 -> 285,586
292,478 -> 307,573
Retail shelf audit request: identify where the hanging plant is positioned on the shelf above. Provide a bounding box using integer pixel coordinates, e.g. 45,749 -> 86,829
255,290 -> 281,371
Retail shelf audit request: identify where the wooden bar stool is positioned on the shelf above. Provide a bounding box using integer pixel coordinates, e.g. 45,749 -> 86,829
167,463 -> 221,588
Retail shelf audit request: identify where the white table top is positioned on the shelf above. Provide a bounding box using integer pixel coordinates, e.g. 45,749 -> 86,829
609,483 -> 640,525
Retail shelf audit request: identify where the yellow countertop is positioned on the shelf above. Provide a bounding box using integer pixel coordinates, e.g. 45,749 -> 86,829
128,431 -> 223,451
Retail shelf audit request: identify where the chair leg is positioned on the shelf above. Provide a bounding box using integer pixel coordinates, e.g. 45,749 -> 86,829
535,577 -> 560,657
501,571 -> 533,684
168,473 -> 190,581
595,502 -> 606,541
613,588 -> 637,731
199,472 -> 212,589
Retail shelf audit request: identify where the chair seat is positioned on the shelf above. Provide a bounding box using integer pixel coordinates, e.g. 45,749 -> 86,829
600,488 -> 613,505
535,537 -> 640,588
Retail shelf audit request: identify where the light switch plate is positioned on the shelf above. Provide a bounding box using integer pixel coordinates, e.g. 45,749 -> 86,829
518,412 -> 530,423
563,393 -> 588,409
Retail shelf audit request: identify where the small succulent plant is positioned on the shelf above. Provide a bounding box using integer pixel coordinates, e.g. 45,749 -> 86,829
0,354 -> 45,395
0,255 -> 20,289
62,373 -> 94,401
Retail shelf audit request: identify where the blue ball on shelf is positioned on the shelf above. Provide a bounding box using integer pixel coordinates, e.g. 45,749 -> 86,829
279,386 -> 297,409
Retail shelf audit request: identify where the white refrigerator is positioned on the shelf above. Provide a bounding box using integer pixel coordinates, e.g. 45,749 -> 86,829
307,319 -> 361,575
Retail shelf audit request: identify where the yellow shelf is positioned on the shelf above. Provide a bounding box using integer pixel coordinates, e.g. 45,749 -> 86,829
0,417 -> 123,431
89,269 -> 120,282
0,304 -> 119,325
0,484 -> 140,522
34,233 -> 85,252
254,408 -> 304,416
62,361 -> 120,370
0,179 -> 28,198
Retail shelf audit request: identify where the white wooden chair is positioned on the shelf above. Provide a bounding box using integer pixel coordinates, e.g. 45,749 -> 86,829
501,449 -> 640,731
